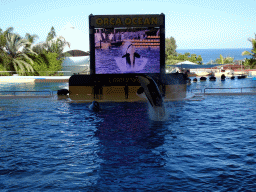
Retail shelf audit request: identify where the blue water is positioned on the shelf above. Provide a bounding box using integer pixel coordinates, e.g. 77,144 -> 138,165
177,48 -> 253,64
1,79 -> 256,191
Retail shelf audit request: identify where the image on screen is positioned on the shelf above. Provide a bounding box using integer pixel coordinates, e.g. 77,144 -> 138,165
95,27 -> 160,74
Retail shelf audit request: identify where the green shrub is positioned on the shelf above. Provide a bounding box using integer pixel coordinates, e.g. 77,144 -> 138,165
0,64 -> 11,76
43,53 -> 63,76
0,51 -> 12,76
243,58 -> 256,69
26,52 -> 63,76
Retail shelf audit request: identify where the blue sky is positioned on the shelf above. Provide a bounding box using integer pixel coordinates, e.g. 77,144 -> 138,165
1,0 -> 255,49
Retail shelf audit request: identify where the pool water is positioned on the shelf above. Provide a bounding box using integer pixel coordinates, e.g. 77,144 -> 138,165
0,78 -> 256,191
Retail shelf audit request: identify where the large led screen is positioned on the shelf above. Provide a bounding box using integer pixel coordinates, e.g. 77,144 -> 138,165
95,27 -> 160,74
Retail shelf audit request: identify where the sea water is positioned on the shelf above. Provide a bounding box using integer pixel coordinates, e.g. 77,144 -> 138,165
0,78 -> 256,191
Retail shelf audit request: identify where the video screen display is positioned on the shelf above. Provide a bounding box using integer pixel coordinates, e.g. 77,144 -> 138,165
95,27 -> 160,74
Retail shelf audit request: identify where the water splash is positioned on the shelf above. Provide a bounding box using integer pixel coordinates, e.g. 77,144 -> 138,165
147,102 -> 178,121
114,41 -> 148,73
114,57 -> 148,73
148,103 -> 167,121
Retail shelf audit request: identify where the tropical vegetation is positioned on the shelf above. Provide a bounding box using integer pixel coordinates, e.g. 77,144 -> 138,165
165,37 -> 177,58
213,54 -> 234,64
1,27 -> 256,75
242,34 -> 256,69
166,52 -> 203,65
0,26 -> 70,76
165,37 -> 203,66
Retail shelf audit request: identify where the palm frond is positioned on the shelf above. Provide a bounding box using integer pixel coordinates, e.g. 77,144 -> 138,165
242,51 -> 252,56
220,54 -> 224,64
18,59 -> 34,73
25,33 -> 39,44
13,59 -> 25,73
19,53 -> 35,65
12,60 -> 18,72
32,42 -> 47,54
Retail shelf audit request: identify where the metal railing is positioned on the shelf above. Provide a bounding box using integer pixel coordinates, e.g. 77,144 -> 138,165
188,87 -> 256,94
191,89 -> 203,93
0,91 -> 52,96
204,87 -> 256,94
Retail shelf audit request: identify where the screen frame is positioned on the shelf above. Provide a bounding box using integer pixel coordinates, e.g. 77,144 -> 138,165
89,14 -> 165,76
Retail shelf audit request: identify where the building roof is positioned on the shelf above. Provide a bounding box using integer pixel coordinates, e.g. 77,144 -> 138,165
175,61 -> 198,65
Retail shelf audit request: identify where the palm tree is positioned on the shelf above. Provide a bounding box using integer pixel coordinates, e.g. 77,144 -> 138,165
44,36 -> 71,58
32,36 -> 71,58
242,34 -> 256,59
25,33 -> 39,48
215,54 -> 234,64
32,41 -> 47,55
46,26 -> 56,42
219,54 -> 224,64
0,27 -> 13,52
32,26 -> 70,58
5,33 -> 37,75
1,27 -> 14,75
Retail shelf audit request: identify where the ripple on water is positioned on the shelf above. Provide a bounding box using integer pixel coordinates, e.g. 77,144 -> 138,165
1,80 -> 256,191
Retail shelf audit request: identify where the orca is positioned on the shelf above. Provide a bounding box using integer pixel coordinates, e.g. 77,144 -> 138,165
122,44 -> 140,68
136,75 -> 165,118
57,89 -> 69,96
136,86 -> 147,100
89,101 -> 101,112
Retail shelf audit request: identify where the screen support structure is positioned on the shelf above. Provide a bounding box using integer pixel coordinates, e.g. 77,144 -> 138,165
89,14 -> 165,76
89,14 -> 96,75
159,13 -> 165,77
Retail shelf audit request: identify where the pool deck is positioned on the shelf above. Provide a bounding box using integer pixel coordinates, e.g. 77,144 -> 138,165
0,95 -> 54,99
0,76 -> 71,83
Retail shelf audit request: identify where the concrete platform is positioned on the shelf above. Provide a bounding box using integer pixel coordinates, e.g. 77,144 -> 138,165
0,95 -> 53,99
0,76 -> 70,83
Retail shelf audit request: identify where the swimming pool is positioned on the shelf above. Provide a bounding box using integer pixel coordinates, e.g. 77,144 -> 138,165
0,78 -> 256,191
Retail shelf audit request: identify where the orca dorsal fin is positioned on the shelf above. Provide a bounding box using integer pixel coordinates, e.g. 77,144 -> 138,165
122,53 -> 129,58
134,52 -> 140,58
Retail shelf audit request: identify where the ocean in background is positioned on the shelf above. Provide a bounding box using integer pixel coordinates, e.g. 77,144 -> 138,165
176,48 -> 253,64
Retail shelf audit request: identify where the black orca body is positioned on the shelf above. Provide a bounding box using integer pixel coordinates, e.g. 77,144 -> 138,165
89,101 -> 101,112
57,89 -> 69,96
137,75 -> 165,118
122,44 -> 140,68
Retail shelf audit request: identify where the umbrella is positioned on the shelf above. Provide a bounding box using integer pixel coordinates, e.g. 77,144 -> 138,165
175,61 -> 198,65
65,50 -> 90,57
171,64 -> 226,69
